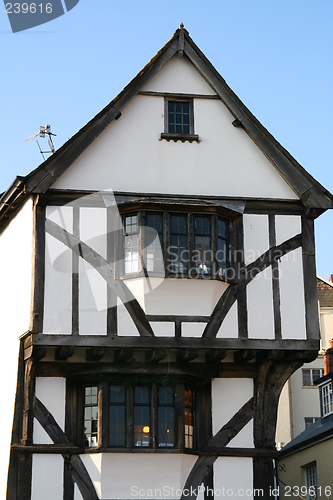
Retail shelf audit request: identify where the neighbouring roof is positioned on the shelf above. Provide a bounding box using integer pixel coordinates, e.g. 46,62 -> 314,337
279,413 -> 333,457
317,276 -> 333,308
1,25 -> 333,230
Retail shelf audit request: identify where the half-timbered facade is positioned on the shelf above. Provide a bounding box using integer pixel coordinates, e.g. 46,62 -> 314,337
2,24 -> 333,500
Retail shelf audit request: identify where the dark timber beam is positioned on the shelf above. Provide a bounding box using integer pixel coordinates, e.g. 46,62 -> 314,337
86,347 -> 105,361
28,333 -> 319,351
34,398 -> 99,500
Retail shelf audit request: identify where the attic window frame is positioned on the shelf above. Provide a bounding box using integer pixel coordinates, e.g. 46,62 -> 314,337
161,97 -> 199,143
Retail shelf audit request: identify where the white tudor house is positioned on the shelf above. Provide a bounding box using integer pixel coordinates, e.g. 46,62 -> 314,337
1,24 -> 333,500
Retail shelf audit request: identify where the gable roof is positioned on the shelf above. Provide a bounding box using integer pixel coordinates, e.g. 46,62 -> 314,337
1,24 -> 332,227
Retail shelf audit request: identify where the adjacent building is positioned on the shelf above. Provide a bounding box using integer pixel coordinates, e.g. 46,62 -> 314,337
276,341 -> 333,499
276,275 -> 333,447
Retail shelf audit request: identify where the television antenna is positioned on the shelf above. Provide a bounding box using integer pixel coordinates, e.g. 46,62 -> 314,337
26,125 -> 57,160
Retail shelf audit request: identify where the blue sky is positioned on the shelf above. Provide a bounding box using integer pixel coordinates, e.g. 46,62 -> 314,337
0,0 -> 332,277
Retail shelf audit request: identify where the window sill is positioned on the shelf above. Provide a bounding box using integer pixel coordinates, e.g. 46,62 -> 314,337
160,133 -> 199,143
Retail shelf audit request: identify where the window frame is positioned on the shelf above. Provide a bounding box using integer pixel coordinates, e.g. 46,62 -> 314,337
304,462 -> 317,500
161,97 -> 199,143
302,368 -> 324,387
73,378 -> 203,453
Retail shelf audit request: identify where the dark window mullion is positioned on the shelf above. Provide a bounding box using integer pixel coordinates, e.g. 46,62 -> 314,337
163,212 -> 170,277
176,383 -> 184,449
188,214 -> 194,277
127,385 -> 134,448
138,211 -> 145,275
211,215 -> 218,278
152,383 -> 157,449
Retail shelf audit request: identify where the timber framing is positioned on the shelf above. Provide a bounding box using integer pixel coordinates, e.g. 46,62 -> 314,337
0,27 -> 332,220
26,333 -> 319,351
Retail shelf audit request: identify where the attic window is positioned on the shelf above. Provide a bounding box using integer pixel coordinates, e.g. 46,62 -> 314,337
161,98 -> 199,142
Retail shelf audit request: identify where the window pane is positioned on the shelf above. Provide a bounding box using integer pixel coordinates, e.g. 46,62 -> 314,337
159,387 -> 173,405
110,385 -> 125,403
135,386 -> 149,404
158,407 -> 174,447
134,406 -> 151,447
109,406 -> 125,447
184,387 -> 194,449
168,101 -> 191,134
146,214 -> 163,273
170,216 -> 188,273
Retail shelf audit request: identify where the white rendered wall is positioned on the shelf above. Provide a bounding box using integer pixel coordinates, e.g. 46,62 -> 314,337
216,301 -> 238,338
52,57 -> 298,201
44,206 -> 73,334
214,457 -> 253,499
275,215 -> 301,246
33,377 -> 66,444
275,381 -> 292,447
142,54 -> 217,95
182,323 -> 205,337
79,207 -> 107,335
212,378 -> 254,448
243,214 -> 269,265
247,268 -> 275,339
0,198 -> 33,498
31,455 -> 63,500
80,453 -> 197,499
279,247 -> 306,339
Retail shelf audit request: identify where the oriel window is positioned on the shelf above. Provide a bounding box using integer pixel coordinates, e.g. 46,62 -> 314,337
124,215 -> 139,274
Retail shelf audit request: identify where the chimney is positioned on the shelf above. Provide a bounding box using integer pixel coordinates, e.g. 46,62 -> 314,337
329,274 -> 333,284
324,339 -> 333,375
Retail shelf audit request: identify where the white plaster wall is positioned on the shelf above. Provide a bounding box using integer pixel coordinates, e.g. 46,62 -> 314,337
216,301 -> 238,338
142,54 -> 217,94
247,267 -> 275,339
44,206 -> 73,334
34,377 -> 66,444
31,455 -> 63,500
151,322 -> 175,337
243,214 -> 269,265
214,457 -> 253,498
80,454 -> 102,498
125,278 -> 228,316
79,207 -> 107,335
275,215 -> 301,246
52,76 -> 298,201
80,453 -> 197,499
320,309 -> 333,349
0,198 -> 33,498
182,322 -> 205,337
279,247 -> 306,339
212,378 -> 254,448
289,358 -> 323,439
275,380 -> 292,447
